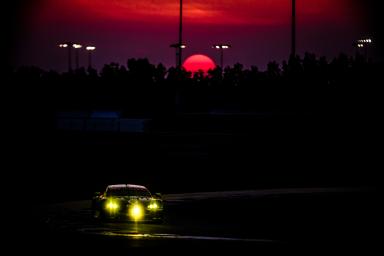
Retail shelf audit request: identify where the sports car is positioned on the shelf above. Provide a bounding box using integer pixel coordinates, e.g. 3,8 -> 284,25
92,184 -> 163,222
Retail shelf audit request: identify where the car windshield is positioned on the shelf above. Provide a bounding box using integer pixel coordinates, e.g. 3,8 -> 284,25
106,187 -> 151,197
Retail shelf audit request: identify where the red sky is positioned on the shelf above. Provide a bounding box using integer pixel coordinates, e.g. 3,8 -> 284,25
37,0 -> 356,25
13,0 -> 372,71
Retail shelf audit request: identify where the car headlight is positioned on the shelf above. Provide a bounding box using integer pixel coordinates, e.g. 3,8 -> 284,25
147,202 -> 159,210
105,200 -> 119,211
129,204 -> 144,221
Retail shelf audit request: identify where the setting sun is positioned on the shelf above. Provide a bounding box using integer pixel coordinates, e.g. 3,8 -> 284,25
183,54 -> 216,74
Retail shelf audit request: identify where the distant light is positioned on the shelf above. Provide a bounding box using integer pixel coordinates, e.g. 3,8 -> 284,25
170,43 -> 187,49
86,46 -> 96,51
357,38 -> 373,44
59,44 -> 68,48
212,44 -> 232,49
72,44 -> 83,49
355,38 -> 373,50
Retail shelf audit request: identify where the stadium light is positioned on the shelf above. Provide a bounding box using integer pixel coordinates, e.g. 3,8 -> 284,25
212,44 -> 232,69
86,46 -> 96,69
58,42 -> 73,72
72,44 -> 83,70
170,43 -> 187,67
355,38 -> 373,59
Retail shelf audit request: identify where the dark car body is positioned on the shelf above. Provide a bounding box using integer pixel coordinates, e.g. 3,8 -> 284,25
92,184 -> 163,222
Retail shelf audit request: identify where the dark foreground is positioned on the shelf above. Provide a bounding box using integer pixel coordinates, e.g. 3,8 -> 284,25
21,188 -> 379,255
7,110 -> 380,255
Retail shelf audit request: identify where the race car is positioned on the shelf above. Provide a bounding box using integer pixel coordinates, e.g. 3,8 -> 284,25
91,184 -> 163,222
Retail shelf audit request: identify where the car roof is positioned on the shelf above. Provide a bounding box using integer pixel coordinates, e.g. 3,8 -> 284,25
107,184 -> 147,190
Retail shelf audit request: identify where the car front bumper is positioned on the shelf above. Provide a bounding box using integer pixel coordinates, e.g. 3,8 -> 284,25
102,208 -> 163,222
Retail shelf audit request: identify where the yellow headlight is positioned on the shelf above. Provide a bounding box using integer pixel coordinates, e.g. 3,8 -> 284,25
106,200 -> 119,211
148,202 -> 159,210
129,204 -> 144,221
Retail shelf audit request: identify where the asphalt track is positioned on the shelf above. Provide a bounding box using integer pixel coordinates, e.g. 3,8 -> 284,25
25,187 -> 378,255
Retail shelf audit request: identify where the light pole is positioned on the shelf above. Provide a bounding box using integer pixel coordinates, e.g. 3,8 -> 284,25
291,0 -> 296,57
170,43 -> 186,67
355,38 -> 373,60
86,46 -> 96,69
178,0 -> 183,67
212,44 -> 231,69
73,44 -> 83,70
59,42 -> 73,72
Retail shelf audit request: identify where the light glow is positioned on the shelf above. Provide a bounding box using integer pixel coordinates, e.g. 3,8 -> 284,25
148,202 -> 159,210
213,44 -> 231,49
86,46 -> 96,51
356,38 -> 373,48
170,43 -> 187,49
129,204 -> 144,221
357,39 -> 372,43
106,200 -> 119,211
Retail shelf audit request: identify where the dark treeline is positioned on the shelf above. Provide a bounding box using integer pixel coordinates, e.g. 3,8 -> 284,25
8,52 -> 382,118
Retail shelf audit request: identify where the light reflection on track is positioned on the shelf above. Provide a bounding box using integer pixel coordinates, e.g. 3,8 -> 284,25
77,228 -> 277,243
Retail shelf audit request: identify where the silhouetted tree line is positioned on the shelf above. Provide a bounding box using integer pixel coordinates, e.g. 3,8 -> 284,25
7,53 -> 382,117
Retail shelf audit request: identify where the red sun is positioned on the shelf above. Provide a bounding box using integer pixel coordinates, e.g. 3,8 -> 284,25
183,54 -> 216,74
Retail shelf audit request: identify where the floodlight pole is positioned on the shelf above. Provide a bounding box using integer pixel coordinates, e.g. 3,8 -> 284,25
68,46 -> 72,72
178,0 -> 183,67
291,0 -> 296,57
